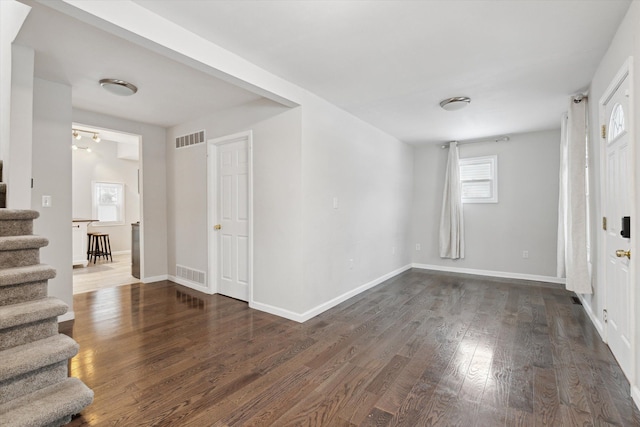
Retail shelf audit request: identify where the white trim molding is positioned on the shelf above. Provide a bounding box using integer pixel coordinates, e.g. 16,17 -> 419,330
412,263 -> 567,285
597,56 -> 636,391
142,274 -> 169,284
111,250 -> 131,256
576,294 -> 605,338
58,311 -> 74,323
207,130 -> 254,300
168,275 -> 211,294
632,385 -> 640,411
251,264 -> 412,323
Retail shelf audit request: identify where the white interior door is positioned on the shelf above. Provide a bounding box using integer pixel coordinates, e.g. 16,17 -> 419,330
214,137 -> 250,301
603,71 -> 632,379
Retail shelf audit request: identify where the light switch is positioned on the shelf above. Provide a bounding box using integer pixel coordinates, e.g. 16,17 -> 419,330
42,195 -> 52,208
333,197 -> 338,209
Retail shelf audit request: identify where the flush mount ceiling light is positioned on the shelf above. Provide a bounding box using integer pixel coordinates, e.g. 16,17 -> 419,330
99,78 -> 138,96
439,96 -> 471,111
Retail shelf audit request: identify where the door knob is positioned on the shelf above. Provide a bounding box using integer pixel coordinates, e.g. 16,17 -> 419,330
616,249 -> 631,259
214,224 -> 222,230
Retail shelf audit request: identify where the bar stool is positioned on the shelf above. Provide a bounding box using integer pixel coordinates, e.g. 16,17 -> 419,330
87,232 -> 113,263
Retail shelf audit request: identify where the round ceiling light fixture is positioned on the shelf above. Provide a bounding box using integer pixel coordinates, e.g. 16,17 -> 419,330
439,96 -> 471,111
99,78 -> 138,96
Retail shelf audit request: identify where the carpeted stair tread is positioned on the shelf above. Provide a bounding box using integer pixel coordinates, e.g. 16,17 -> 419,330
0,334 -> 78,382
0,297 -> 68,330
0,210 -> 39,220
0,378 -> 94,427
0,264 -> 56,287
0,235 -> 49,251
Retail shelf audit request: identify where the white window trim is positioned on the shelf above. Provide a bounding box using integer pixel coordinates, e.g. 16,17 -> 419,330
459,155 -> 498,204
91,181 -> 126,226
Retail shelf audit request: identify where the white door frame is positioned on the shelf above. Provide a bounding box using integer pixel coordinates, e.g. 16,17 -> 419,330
598,56 -> 635,386
207,130 -> 253,300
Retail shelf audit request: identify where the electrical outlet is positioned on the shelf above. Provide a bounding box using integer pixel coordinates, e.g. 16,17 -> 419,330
333,197 -> 339,209
522,250 -> 529,259
348,259 -> 354,270
392,246 -> 396,255
415,243 -> 421,251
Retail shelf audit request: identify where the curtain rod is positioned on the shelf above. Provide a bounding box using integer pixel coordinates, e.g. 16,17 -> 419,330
441,135 -> 510,149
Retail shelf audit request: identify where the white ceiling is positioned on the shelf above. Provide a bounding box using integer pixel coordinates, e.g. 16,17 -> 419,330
15,2 -> 268,128
16,0 -> 632,145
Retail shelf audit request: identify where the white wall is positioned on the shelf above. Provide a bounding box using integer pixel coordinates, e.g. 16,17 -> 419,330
0,0 -> 31,175
72,139 -> 140,252
411,129 -> 560,279
55,0 -> 416,321
8,44 -> 34,209
251,109 -> 304,313
166,100 -> 304,311
166,98 -> 292,278
167,97 -> 414,320
586,0 -> 640,408
31,78 -> 73,319
300,99 -> 414,315
72,109 -> 167,279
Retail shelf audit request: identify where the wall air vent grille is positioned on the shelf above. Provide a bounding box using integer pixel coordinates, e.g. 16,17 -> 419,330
176,264 -> 206,285
175,130 -> 205,149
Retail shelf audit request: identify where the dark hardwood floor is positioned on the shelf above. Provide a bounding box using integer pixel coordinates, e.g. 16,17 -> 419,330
60,269 -> 640,426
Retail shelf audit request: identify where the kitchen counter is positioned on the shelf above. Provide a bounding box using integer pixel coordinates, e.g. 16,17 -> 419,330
72,220 -> 97,267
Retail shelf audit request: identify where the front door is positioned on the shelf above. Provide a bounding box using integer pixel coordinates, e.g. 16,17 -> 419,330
215,137 -> 250,301
603,69 -> 632,379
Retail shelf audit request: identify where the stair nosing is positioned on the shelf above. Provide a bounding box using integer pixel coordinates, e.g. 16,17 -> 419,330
0,209 -> 39,220
0,264 -> 57,286
0,297 -> 68,330
0,334 -> 78,382
0,378 -> 94,426
0,235 -> 49,251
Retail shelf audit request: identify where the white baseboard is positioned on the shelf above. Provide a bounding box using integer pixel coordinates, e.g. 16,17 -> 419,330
142,274 -> 169,284
632,385 -> 640,410
411,263 -> 566,285
251,264 -> 413,323
249,300 -> 306,323
577,294 -> 605,339
58,311 -> 74,322
112,250 -> 131,255
168,275 -> 213,294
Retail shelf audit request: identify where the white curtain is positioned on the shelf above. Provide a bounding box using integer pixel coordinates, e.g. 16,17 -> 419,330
439,142 -> 464,259
557,97 -> 591,294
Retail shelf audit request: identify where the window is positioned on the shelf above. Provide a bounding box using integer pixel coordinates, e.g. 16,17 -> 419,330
608,103 -> 625,141
459,155 -> 498,203
92,182 -> 125,225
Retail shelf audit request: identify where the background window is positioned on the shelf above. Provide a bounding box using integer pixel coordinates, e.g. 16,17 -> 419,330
92,182 -> 125,225
459,155 -> 498,203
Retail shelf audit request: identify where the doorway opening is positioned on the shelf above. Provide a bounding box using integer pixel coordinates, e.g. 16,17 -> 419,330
598,57 -> 635,382
207,131 -> 253,302
71,123 -> 144,294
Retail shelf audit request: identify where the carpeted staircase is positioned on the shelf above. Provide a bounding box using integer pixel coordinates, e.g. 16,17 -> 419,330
0,209 -> 93,426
